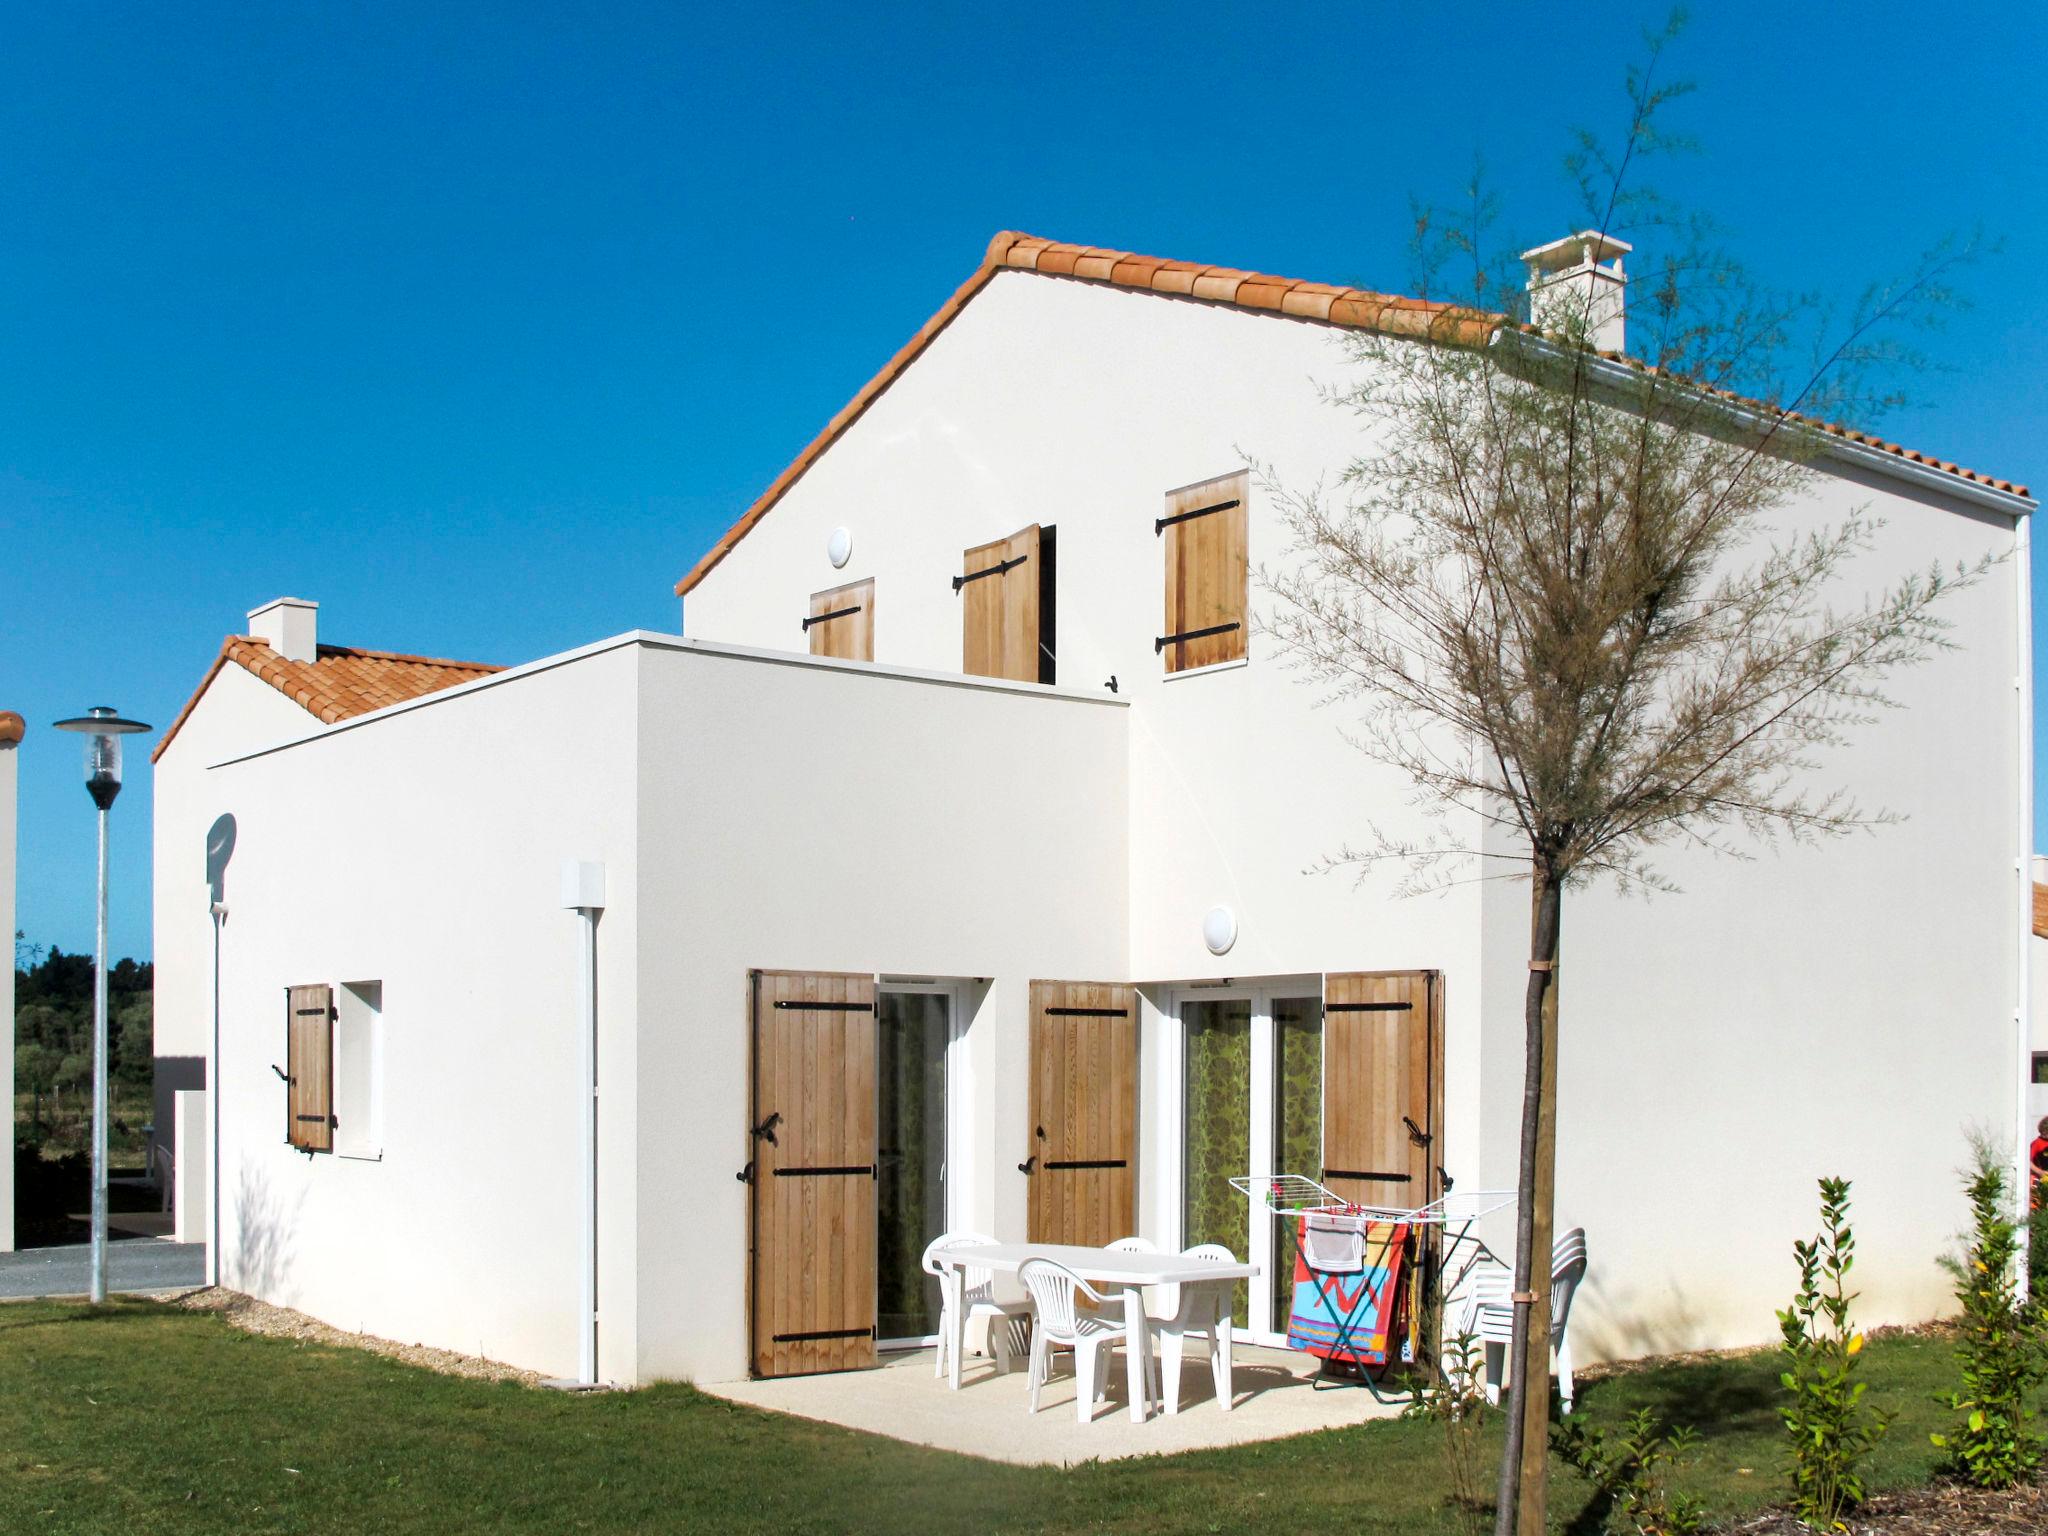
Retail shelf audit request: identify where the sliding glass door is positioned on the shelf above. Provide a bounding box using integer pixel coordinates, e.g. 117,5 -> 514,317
875,988 -> 953,1345
1176,984 -> 1324,1345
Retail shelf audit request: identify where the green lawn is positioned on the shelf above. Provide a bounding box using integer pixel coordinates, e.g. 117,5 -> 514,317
0,1301 -> 2000,1535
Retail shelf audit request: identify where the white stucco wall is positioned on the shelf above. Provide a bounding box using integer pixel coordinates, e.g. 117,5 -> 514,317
196,642 -> 642,1380
632,637 -> 1129,1383
2,727 -> 17,1250
680,267 -> 2029,1364
153,664 -> 323,1179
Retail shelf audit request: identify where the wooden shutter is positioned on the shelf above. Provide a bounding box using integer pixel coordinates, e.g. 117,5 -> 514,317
1026,981 -> 1137,1245
1321,971 -> 1440,1210
1157,469 -> 1248,672
748,970 -> 878,1378
285,983 -> 334,1153
959,523 -> 1050,683
806,579 -> 874,662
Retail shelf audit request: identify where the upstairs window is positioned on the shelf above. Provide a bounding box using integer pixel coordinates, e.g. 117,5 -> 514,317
805,578 -> 874,661
957,523 -> 1055,684
1157,469 -> 1248,673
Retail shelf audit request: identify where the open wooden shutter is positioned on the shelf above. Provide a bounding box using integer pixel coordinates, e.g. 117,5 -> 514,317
958,523 -> 1051,683
1157,469 -> 1247,672
1321,971 -> 1441,1210
805,578 -> 874,661
1025,980 -> 1137,1245
285,983 -> 334,1152
748,970 -> 878,1378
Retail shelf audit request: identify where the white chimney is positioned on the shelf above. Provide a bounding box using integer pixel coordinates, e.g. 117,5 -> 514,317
1520,230 -> 1631,355
247,597 -> 319,663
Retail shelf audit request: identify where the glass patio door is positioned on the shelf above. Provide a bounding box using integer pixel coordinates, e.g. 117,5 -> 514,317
1177,986 -> 1324,1344
875,988 -> 952,1345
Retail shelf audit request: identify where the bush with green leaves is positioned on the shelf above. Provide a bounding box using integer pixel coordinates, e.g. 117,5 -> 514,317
1778,1176 -> 1887,1530
1403,1320 -> 1492,1530
1929,1138 -> 2045,1488
1554,1407 -> 1706,1536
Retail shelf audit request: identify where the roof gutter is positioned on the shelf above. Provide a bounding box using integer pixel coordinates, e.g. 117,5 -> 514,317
1500,331 -> 2036,518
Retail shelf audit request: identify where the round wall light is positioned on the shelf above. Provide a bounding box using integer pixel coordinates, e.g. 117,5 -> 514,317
1202,904 -> 1238,956
826,526 -> 854,569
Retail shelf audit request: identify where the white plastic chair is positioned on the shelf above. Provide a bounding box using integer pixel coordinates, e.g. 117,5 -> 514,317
1457,1227 -> 1588,1414
921,1232 -> 1028,1389
1019,1257 -> 1154,1423
1152,1242 -> 1239,1414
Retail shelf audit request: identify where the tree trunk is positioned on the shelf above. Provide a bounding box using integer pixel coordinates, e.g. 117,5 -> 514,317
1493,865 -> 1563,1536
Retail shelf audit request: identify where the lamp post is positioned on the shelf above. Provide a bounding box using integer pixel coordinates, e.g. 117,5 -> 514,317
52,707 -> 152,1304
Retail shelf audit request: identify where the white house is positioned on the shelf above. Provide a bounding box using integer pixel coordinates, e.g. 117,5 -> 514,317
152,230 -> 2036,1387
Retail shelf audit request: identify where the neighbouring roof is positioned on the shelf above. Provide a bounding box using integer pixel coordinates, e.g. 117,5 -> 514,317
153,636 -> 503,762
0,710 -> 22,747
674,230 -> 2033,597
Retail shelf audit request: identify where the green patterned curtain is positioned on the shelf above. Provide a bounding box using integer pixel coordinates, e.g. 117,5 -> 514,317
1270,996 -> 1324,1334
1182,999 -> 1253,1324
876,993 -> 949,1340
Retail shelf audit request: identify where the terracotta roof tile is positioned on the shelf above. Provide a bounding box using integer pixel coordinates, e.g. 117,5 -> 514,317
0,711 -> 22,746
153,636 -> 503,762
673,230 -> 2032,596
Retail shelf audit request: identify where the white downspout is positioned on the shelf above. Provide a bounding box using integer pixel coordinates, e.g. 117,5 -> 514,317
560,860 -> 606,1385
2014,509 -> 2034,1295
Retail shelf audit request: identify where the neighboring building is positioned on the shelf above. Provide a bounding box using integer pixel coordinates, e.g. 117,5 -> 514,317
1,709 -> 20,1251
153,231 -> 2036,1386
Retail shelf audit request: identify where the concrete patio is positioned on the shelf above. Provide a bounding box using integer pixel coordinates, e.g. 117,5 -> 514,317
702,1342 -> 1402,1465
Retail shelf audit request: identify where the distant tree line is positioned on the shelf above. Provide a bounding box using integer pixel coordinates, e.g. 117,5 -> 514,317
14,930 -> 154,1149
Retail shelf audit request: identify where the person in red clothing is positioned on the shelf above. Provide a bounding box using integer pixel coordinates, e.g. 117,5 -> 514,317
2032,1117 -> 2048,1212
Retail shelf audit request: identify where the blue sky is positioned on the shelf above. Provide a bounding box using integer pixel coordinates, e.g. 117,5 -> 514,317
4,3 -> 2044,961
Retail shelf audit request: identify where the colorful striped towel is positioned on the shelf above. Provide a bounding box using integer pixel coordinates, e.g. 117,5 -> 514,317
1287,1218 -> 1410,1367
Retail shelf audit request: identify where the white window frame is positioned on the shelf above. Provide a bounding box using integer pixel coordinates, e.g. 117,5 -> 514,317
1162,976 -> 1323,1348
332,979 -> 384,1162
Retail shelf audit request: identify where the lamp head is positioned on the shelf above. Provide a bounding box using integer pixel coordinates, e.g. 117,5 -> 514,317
53,707 -> 153,811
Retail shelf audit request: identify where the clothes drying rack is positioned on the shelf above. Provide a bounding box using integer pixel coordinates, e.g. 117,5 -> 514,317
1230,1174 -> 1515,1401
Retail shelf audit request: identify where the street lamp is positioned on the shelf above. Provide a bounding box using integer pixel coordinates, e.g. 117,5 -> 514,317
52,707 -> 152,1304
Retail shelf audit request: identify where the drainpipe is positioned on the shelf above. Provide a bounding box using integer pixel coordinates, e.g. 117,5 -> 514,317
2015,514 -> 2035,1296
560,861 -> 606,1384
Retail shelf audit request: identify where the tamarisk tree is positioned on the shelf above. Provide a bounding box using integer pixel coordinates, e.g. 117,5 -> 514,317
1261,23 -> 1984,1536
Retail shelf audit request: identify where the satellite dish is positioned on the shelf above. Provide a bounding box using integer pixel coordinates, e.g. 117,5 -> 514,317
206,814 -> 237,905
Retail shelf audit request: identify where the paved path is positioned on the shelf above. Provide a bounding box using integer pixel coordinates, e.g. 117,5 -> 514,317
0,1238 -> 206,1299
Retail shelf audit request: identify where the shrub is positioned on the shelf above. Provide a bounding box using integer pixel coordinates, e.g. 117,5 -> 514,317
1403,1321 -> 1491,1529
1929,1138 -> 2046,1488
1554,1407 -> 1706,1536
1778,1176 -> 1887,1530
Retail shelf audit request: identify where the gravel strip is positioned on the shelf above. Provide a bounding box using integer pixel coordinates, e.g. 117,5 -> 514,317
166,1287 -> 544,1386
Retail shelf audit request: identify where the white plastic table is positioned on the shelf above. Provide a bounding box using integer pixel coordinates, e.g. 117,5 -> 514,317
937,1242 -> 1258,1422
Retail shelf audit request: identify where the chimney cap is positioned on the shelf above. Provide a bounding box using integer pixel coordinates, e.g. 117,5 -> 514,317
1520,229 -> 1632,276
246,595 -> 319,619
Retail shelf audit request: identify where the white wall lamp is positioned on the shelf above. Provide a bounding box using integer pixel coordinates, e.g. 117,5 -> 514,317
1202,904 -> 1238,957
825,526 -> 854,569
558,860 -> 606,1389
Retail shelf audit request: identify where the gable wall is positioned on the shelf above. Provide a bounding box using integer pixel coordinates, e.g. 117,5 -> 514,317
682,269 -> 2029,1364
152,663 -> 338,1189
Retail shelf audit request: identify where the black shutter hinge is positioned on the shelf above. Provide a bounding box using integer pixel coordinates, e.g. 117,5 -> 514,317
1017,1154 -> 1037,1175
736,1161 -> 754,1184
952,553 -> 1027,592
802,605 -> 862,632
1155,621 -> 1241,654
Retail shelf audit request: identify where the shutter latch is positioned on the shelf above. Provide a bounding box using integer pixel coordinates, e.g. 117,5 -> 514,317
270,1064 -> 291,1083
750,1111 -> 781,1146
